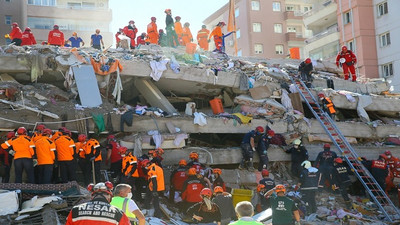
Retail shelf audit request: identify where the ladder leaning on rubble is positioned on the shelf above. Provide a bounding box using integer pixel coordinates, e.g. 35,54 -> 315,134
290,76 -> 400,222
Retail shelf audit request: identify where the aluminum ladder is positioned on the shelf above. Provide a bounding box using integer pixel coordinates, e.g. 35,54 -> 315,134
291,76 -> 400,222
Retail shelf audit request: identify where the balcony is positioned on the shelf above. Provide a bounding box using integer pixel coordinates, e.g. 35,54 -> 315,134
305,25 -> 338,43
284,11 -> 303,21
27,5 -> 112,22
286,32 -> 306,43
303,0 -> 337,29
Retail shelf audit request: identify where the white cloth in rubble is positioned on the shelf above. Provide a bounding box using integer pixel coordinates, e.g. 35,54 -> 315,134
169,55 -> 180,73
357,95 -> 373,122
150,59 -> 169,81
289,84 -> 298,93
281,89 -> 293,112
174,133 -> 188,146
112,67 -> 123,104
193,112 -> 207,126
147,130 -> 163,148
133,135 -> 143,157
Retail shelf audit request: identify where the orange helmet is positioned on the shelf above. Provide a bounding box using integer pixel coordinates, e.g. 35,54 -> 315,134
275,184 -> 286,193
261,169 -> 269,177
179,159 -> 187,166
189,151 -> 199,160
78,134 -> 87,142
188,168 -> 197,175
213,168 -> 222,175
257,184 -> 266,192
214,186 -> 224,194
156,148 -> 164,155
200,188 -> 212,198
148,150 -> 156,157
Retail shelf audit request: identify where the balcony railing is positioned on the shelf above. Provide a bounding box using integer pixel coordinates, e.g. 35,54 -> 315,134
303,0 -> 335,18
305,25 -> 338,43
286,32 -> 306,42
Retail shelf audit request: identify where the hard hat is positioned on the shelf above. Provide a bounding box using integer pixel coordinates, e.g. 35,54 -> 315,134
257,184 -> 266,192
200,188 -> 212,198
218,22 -> 226,26
6,131 -> 15,139
384,150 -> 392,156
275,184 -> 286,193
213,168 -> 222,175
175,16 -> 181,20
141,159 -> 151,167
118,146 -> 127,155
59,127 -> 67,132
202,25 -> 206,29
261,169 -> 269,177
184,22 -> 190,27
142,32 -> 147,36
36,124 -> 46,131
323,143 -> 331,149
188,168 -> 197,175
305,58 -> 311,64
156,148 -> 164,155
256,126 -> 264,133
267,130 -> 275,137
179,159 -> 187,166
72,32 -> 77,36
42,129 -> 52,136
12,22 -> 18,27
107,135 -> 116,140
301,160 -> 312,169
378,154 -> 387,160
53,24 -> 59,29
334,157 -> 343,164
189,151 -> 199,159
25,27 -> 31,32
78,134 -> 87,142
318,92 -> 325,98
151,17 -> 157,21
164,9 -> 171,13
293,139 -> 301,145
88,181 -> 114,196
129,20 -> 135,24
61,128 -> 70,135
214,186 -> 224,193
341,46 -> 348,51
17,127 -> 27,135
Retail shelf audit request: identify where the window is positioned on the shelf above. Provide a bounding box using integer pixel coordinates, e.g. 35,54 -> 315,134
235,8 -> 240,18
274,24 -> 282,33
237,49 -> 242,57
304,6 -> 312,12
382,63 -> 393,77
344,11 -> 352,24
272,2 -> 281,11
82,2 -> 96,9
275,45 -> 284,54
28,0 -> 56,6
380,32 -> 391,47
251,1 -> 260,11
253,23 -> 261,32
5,15 -> 12,25
236,29 -> 241,39
286,5 -> 295,11
348,40 -> 354,51
68,2 -> 81,9
287,27 -> 296,33
254,44 -> 263,54
377,1 -> 388,17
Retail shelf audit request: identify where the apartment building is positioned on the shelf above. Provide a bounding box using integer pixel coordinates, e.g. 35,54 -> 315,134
203,0 -> 313,59
0,0 -> 25,45
1,0 -> 112,46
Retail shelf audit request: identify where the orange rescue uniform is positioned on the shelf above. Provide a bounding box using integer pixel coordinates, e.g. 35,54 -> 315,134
174,22 -> 184,45
84,139 -> 101,161
121,152 -> 139,177
51,131 -> 62,142
54,135 -> 75,161
35,136 -> 56,165
147,22 -> 159,44
75,141 -> 86,159
182,27 -> 193,46
1,135 -> 35,159
197,28 -> 210,51
148,163 -> 165,191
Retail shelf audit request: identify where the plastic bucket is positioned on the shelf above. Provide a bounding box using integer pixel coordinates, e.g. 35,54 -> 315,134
186,42 -> 197,54
209,98 -> 224,114
231,188 -> 253,207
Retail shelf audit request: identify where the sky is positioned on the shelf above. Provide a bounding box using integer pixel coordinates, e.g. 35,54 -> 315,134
109,0 -> 228,39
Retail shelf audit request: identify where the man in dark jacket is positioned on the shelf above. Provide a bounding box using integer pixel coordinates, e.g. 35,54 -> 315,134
315,143 -> 337,189
212,186 -> 236,224
165,9 -> 179,47
285,139 -> 309,177
257,130 -> 275,171
331,157 -> 352,207
240,126 -> 264,171
297,160 -> 320,215
362,155 -> 389,191
299,58 -> 313,86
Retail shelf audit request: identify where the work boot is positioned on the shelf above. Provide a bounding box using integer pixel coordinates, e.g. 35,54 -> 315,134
238,160 -> 246,170
344,74 -> 349,80
247,161 -> 255,172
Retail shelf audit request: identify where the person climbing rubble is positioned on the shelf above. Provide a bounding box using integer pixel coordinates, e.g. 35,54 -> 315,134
258,169 -> 275,211
315,143 -> 337,190
147,17 -> 159,45
143,159 -> 165,219
174,16 -> 184,45
136,32 -> 147,46
111,183 -> 146,225
197,25 -> 210,51
123,20 -> 138,49
21,27 -> 37,46
331,157 -> 352,208
186,188 -> 222,225
67,32 -> 84,48
182,22 -> 193,46
212,186 -> 236,225
229,201 -> 263,225
239,126 -> 264,171
54,128 -> 77,183
34,128 -> 56,184
257,129 -> 275,171
169,159 -> 188,203
90,29 -> 104,50
336,46 -> 357,82
296,160 -> 319,215
105,135 -> 122,182
318,93 -> 337,120
285,139 -> 309,177
209,22 -> 225,52
298,58 -> 313,87
115,28 -> 123,48
187,151 -> 206,172
7,22 -> 22,46
382,150 -> 399,193
165,9 -> 179,47
181,167 -> 207,211
212,168 -> 226,191
48,25 -> 64,46
66,182 -> 131,225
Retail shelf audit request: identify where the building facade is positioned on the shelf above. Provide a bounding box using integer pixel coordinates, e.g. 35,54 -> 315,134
1,0 -> 112,46
0,0 -> 25,45
203,0 -> 313,59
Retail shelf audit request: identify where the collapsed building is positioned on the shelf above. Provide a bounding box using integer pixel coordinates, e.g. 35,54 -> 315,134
0,43 -> 399,224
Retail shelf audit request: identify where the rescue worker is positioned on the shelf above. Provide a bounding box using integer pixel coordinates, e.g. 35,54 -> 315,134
297,160 -> 319,215
158,29 -> 168,47
84,137 -> 102,183
136,156 -> 149,203
197,25 -> 210,51
187,188 -> 222,225
256,184 -> 268,212
51,127 -> 65,142
259,169 -> 275,191
174,16 -> 184,45
362,155 -> 389,191
54,128 -> 77,183
331,157 -> 352,207
165,9 -> 179,47
209,22 -> 225,52
187,151 -> 206,173
285,139 -> 309,177
115,28 -> 122,48
143,159 -> 165,218
336,46 -> 357,82
67,32 -> 84,48
111,184 -> 146,225
257,169 -> 275,211
148,148 -> 164,168
123,20 -> 138,49
0,131 -> 15,183
76,134 -> 90,185
257,129 -> 275,171
239,126 -> 264,171
90,29 -> 104,50
7,22 -> 22,46
136,32 -> 147,46
35,128 -> 56,184
1,127 -> 35,183
264,185 -> 301,225
169,159 -> 188,202
315,143 -> 337,190
229,201 -> 263,225
121,149 -> 139,199
105,135 -> 122,180
48,25 -> 64,46
298,58 -> 313,86
66,182 -> 131,225
21,27 -> 37,46
318,93 -> 337,120
213,186 -> 236,225
383,150 -> 399,192
182,22 -> 193,46
147,17 -> 159,45
182,167 -> 207,210
32,124 -> 46,142
212,168 -> 226,192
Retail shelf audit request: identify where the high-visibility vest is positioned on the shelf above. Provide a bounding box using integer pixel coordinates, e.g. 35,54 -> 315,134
324,97 -> 336,114
110,196 -> 136,219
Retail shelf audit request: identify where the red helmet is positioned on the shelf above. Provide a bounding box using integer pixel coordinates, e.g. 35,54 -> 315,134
175,16 -> 181,20
342,46 -> 348,52
129,20 -> 135,24
151,17 -> 156,21
189,151 -> 199,160
42,129 -> 52,136
53,24 -> 59,29
118,146 -> 128,155
17,127 -> 27,135
25,27 -> 31,32
262,169 -> 269,177
142,32 -> 147,36
323,143 -> 331,149
334,157 -> 343,164
256,126 -> 264,133
6,131 -> 15,139
107,134 -> 115,140
214,186 -> 224,194
305,58 -> 311,64
200,188 -> 212,198
275,184 -> 286,193
384,150 -> 392,156
141,159 -> 151,167
267,130 -> 275,137
179,159 -> 187,166
218,22 -> 226,26
213,168 -> 222,175
188,168 -> 197,175
78,134 -> 87,142
164,9 -> 171,13
36,124 -> 46,131
59,127 -> 67,132
12,22 -> 18,27
318,93 -> 325,98
257,184 -> 266,192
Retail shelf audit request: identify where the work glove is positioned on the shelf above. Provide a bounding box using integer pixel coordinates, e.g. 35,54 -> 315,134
331,184 -> 337,191
4,34 -> 10,39
33,159 -> 38,167
357,157 -> 363,161
8,150 -> 15,156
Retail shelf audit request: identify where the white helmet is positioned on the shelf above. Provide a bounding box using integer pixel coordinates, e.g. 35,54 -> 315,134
293,139 -> 301,145
301,160 -> 312,169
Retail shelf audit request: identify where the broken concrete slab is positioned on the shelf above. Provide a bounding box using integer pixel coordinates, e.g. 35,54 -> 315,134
312,77 -> 389,94
72,65 -> 102,108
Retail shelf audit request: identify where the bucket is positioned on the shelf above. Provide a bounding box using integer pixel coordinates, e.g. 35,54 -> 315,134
231,189 -> 253,207
186,43 -> 197,54
209,98 -> 224,114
